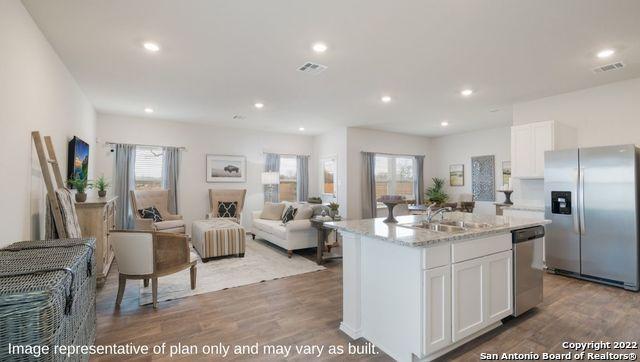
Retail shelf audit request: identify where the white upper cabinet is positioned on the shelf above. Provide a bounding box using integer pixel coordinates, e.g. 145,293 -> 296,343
511,120 -> 576,179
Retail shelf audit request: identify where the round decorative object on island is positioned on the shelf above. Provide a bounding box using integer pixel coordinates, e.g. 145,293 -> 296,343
377,195 -> 406,223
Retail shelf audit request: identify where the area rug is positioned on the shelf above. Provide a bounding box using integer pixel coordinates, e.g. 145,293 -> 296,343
139,239 -> 326,305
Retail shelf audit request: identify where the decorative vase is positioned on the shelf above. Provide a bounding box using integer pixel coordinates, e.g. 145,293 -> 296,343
75,192 -> 87,203
329,209 -> 339,220
498,190 -> 513,205
382,201 -> 401,223
98,190 -> 106,197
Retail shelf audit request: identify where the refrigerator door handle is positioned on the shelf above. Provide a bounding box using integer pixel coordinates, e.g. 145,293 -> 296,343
579,168 -> 586,235
573,168 -> 580,235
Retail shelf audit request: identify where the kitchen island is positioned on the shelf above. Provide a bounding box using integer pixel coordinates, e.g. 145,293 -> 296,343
326,212 -> 550,362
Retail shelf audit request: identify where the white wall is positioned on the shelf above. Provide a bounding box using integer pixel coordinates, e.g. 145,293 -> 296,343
428,127 -> 511,215
95,114 -> 316,231
512,77 -> 640,206
0,0 -> 96,246
313,127 -> 348,212
346,127 -> 431,219
513,77 -> 640,147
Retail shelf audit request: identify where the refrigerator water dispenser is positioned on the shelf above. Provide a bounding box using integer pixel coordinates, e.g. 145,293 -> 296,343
551,191 -> 572,215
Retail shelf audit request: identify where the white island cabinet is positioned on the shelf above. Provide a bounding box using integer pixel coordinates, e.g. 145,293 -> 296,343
328,214 -> 549,362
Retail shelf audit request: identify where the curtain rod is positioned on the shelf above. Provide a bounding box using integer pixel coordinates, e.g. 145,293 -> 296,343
263,151 -> 311,157
104,141 -> 187,151
362,151 -> 425,157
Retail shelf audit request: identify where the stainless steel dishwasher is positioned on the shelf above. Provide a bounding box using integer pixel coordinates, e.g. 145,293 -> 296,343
512,226 -> 545,316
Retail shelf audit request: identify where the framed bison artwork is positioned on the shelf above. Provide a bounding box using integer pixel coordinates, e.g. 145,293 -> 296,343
206,154 -> 247,183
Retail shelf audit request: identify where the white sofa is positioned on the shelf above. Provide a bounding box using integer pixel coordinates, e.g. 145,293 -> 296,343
251,202 -> 329,257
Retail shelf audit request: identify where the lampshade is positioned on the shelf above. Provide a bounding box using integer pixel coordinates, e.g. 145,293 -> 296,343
261,172 -> 280,185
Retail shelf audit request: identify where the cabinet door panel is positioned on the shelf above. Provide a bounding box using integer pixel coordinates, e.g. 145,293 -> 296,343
533,122 -> 554,177
422,266 -> 451,355
486,251 -> 513,323
452,258 -> 485,341
511,125 -> 533,178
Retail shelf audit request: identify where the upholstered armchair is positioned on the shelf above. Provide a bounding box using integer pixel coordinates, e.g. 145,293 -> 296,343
110,230 -> 197,309
130,190 -> 185,233
206,189 -> 247,224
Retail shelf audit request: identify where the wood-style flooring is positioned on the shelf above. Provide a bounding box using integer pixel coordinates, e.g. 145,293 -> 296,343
95,247 -> 640,361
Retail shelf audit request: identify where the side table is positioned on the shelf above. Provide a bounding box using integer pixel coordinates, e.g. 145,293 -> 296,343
310,218 -> 342,265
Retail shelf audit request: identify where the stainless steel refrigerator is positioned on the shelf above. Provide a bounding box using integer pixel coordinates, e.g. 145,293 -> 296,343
544,144 -> 640,291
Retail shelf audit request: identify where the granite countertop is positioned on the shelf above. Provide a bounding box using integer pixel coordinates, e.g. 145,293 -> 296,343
325,212 -> 551,248
503,204 -> 545,212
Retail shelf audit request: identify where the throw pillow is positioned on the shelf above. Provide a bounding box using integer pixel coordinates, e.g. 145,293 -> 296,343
293,205 -> 314,220
138,206 -> 163,222
260,202 -> 286,220
282,206 -> 297,224
218,201 -> 238,218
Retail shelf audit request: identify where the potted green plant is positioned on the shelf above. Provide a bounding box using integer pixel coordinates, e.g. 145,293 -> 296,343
68,176 -> 91,202
425,177 -> 449,205
93,175 -> 110,197
328,202 -> 340,219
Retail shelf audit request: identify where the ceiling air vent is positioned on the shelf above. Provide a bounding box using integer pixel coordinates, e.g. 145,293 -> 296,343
593,62 -> 624,73
298,62 -> 328,75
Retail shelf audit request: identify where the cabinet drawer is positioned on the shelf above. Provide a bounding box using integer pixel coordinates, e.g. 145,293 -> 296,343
422,243 -> 450,269
452,234 -> 511,263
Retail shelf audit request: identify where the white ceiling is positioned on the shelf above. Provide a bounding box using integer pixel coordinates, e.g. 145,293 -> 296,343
23,0 -> 640,136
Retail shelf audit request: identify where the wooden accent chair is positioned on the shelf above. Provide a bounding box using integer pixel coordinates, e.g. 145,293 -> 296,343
207,189 -> 247,224
110,230 -> 197,309
130,190 -> 185,233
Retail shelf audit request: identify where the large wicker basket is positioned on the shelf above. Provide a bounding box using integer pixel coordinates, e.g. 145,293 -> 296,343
0,238 -> 96,361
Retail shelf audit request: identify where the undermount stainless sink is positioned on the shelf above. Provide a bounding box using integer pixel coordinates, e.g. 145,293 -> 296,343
398,222 -> 466,233
439,220 -> 493,229
398,220 -> 495,233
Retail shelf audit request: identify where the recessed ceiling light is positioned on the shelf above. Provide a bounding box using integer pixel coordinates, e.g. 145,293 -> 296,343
460,89 -> 473,97
142,42 -> 160,52
381,95 -> 392,103
441,121 -> 449,127
299,127 -> 305,131
254,102 -> 264,109
312,42 -> 328,53
144,107 -> 154,113
597,49 -> 615,59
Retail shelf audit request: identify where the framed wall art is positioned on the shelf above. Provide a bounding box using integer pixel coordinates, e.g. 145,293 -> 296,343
206,154 -> 247,183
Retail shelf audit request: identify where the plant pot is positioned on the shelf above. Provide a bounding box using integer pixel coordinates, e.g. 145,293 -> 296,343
75,192 -> 87,203
98,190 -> 106,197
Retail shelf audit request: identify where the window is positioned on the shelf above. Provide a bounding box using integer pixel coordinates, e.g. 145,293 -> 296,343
322,157 -> 337,196
279,156 -> 297,202
375,155 -> 415,205
135,146 -> 164,190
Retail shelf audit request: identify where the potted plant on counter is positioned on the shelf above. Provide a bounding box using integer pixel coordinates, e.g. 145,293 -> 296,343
328,202 -> 340,220
425,177 -> 449,206
68,176 -> 91,202
93,175 -> 110,198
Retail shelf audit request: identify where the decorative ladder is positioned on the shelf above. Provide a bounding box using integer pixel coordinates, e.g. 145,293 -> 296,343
31,131 -> 68,238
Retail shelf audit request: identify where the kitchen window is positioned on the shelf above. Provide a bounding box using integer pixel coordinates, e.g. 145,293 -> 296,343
375,155 -> 415,204
279,156 -> 297,202
135,146 -> 164,190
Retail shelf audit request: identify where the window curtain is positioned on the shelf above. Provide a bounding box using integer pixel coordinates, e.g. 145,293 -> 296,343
264,153 -> 280,203
414,155 -> 425,205
114,144 -> 136,229
361,152 -> 377,218
296,155 -> 309,202
162,146 -> 181,214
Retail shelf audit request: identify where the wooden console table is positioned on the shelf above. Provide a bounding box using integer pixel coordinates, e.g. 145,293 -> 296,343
310,218 -> 342,265
75,196 -> 117,287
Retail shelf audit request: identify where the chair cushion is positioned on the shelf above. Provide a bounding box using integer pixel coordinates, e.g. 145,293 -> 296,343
218,201 -> 238,218
139,206 -> 163,222
282,206 -> 297,224
154,219 -> 185,230
260,202 -> 285,220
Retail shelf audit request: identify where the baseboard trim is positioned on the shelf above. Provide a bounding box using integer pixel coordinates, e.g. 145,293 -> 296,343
415,321 -> 503,362
339,322 -> 362,339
